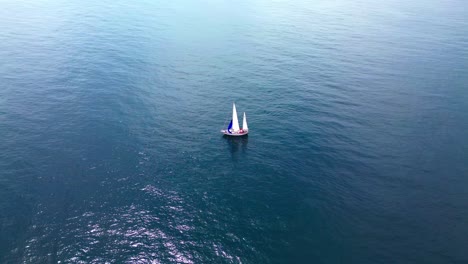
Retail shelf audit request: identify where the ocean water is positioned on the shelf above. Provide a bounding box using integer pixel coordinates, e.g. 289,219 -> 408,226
1,0 -> 468,263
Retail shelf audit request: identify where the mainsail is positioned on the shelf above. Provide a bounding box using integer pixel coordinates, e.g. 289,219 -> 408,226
232,103 -> 240,132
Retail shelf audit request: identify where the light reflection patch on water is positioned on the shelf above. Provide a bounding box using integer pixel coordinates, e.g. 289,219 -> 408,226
19,183 -> 249,263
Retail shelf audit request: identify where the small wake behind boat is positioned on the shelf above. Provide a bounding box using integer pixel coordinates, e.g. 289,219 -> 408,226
221,103 -> 248,136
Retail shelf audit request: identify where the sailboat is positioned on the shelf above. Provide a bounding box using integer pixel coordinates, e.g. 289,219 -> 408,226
221,103 -> 249,136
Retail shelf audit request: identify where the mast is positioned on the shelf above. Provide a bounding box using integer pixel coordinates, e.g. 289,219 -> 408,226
242,112 -> 248,131
232,103 -> 240,131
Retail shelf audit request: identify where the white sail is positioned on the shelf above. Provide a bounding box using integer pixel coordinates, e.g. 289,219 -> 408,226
232,103 -> 240,132
242,112 -> 248,131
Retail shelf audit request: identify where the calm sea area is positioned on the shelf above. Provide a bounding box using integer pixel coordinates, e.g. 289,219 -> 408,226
1,0 -> 467,263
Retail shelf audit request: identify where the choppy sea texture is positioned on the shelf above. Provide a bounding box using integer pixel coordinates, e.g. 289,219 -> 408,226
1,0 -> 468,263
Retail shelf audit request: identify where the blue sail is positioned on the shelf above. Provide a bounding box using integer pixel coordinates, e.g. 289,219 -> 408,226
227,120 -> 233,133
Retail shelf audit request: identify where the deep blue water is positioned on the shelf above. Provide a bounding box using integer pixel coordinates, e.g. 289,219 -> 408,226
1,0 -> 468,263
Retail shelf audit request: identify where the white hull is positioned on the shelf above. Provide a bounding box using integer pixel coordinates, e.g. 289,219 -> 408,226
220,130 -> 248,137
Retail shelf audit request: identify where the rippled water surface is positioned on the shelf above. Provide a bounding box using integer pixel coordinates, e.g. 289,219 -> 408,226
1,0 -> 468,263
